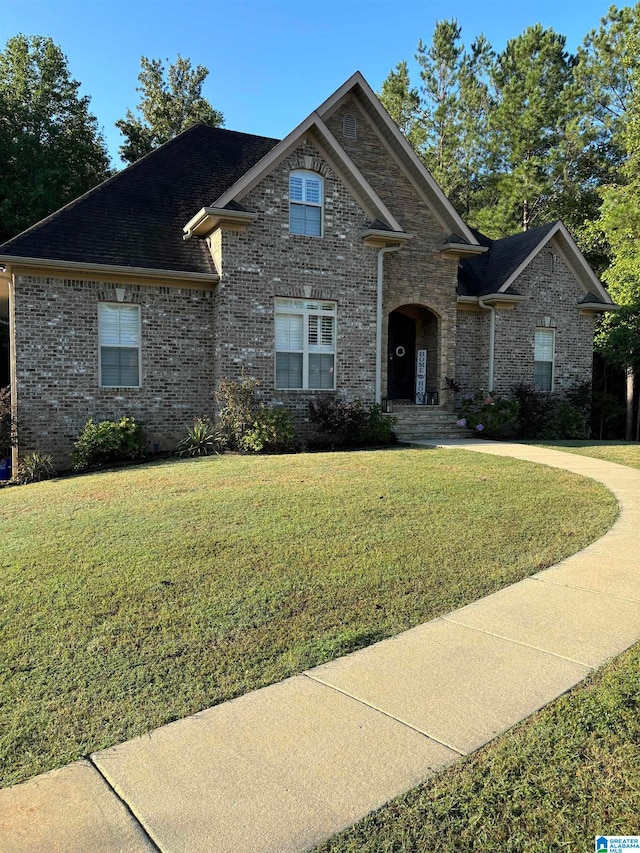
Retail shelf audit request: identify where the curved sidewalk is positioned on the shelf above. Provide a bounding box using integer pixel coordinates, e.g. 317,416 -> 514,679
1,442 -> 639,853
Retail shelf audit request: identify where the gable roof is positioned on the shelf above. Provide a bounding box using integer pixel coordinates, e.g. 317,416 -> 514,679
211,111 -> 406,233
213,71 -> 479,245
459,221 -> 613,305
0,125 -> 279,275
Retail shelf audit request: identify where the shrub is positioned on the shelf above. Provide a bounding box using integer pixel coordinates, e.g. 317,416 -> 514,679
457,391 -> 520,439
72,416 -> 146,470
215,378 -> 297,453
512,383 -> 559,439
241,406 -> 296,453
513,382 -> 591,440
308,398 -> 396,448
215,377 -> 259,449
16,452 -> 56,484
178,417 -> 225,457
361,404 -> 397,446
0,386 -> 13,454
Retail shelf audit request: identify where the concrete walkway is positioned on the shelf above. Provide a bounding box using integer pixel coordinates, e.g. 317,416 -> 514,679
1,441 -> 639,853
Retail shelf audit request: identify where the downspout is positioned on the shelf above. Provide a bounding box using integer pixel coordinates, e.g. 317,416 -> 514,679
8,272 -> 17,475
376,245 -> 399,404
478,298 -> 495,392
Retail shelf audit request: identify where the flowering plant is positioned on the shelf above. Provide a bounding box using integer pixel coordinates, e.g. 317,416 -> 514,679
456,390 -> 519,439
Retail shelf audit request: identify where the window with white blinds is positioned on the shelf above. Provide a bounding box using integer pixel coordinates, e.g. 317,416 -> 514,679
289,171 -> 323,237
534,328 -> 554,392
275,298 -> 336,390
98,303 -> 141,387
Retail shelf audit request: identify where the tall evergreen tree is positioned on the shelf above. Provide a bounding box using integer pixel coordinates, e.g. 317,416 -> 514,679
475,25 -> 578,236
116,56 -> 224,165
379,60 -> 425,151
0,35 -> 111,243
380,21 -> 493,216
594,10 -> 640,439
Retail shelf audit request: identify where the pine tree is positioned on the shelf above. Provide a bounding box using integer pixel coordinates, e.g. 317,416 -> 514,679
116,56 -> 224,164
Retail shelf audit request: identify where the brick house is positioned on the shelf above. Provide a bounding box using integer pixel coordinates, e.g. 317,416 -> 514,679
0,72 -> 615,467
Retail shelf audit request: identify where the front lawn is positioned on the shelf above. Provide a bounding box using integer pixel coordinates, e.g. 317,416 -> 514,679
0,449 -> 618,788
531,440 -> 640,470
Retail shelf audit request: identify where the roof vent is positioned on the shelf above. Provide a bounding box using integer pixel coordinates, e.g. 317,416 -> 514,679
343,114 -> 357,139
543,253 -> 554,273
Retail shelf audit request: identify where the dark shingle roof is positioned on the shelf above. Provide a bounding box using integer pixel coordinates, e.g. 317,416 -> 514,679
458,222 -> 558,296
0,124 -> 280,274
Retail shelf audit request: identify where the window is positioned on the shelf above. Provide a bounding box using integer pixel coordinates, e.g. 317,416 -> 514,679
275,298 -> 336,390
98,303 -> 141,387
289,171 -> 323,237
534,328 -> 554,392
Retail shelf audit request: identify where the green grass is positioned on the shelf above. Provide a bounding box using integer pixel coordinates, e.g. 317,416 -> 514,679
0,448 -> 618,788
315,641 -> 640,853
530,440 -> 640,470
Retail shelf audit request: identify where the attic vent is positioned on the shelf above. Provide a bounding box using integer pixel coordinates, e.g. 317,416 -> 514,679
543,253 -> 554,273
343,114 -> 357,139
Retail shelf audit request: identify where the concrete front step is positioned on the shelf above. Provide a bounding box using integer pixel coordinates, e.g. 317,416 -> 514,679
383,406 -> 466,442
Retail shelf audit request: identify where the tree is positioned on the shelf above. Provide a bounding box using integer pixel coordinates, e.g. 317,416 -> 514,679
594,9 -> 640,439
116,56 -> 224,164
475,25 -> 578,236
380,21 -> 494,216
379,60 -> 425,151
0,35 -> 111,243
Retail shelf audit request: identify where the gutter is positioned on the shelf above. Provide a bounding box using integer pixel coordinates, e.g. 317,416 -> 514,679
478,298 -> 495,392
376,245 -> 401,404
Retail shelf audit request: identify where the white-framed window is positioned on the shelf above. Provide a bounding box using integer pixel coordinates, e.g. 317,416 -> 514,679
289,171 -> 323,237
534,328 -> 555,392
275,298 -> 336,390
98,303 -> 141,387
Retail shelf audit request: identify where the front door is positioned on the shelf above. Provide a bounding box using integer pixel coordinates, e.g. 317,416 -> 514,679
388,311 -> 416,399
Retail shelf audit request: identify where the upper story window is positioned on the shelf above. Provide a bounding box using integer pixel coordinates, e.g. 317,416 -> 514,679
98,303 -> 141,387
534,328 -> 555,392
289,171 -> 323,237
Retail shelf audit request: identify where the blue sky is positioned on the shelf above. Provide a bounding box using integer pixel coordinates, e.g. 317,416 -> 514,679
1,0 -> 616,166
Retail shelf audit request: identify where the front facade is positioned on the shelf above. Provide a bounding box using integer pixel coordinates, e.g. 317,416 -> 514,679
0,73 -> 614,467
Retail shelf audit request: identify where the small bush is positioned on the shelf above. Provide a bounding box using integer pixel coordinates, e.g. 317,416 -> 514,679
241,406 -> 296,453
16,452 -> 56,484
457,391 -> 520,439
215,377 -> 260,450
72,417 -> 146,470
361,404 -> 397,446
308,398 -> 396,448
178,417 -> 225,457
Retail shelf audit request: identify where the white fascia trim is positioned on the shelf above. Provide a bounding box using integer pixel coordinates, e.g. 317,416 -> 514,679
579,301 -> 619,312
183,207 -> 258,238
458,293 -> 528,305
0,255 -> 219,283
362,228 -> 412,243
317,72 -> 479,246
441,242 -> 488,256
498,221 -> 613,304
